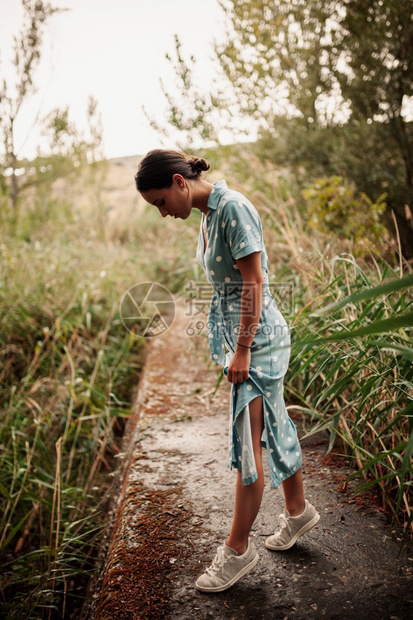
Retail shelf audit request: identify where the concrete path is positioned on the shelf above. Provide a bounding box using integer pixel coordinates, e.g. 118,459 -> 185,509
95,309 -> 412,620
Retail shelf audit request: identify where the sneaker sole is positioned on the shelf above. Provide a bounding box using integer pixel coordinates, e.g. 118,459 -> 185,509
195,553 -> 260,593
265,511 -> 320,551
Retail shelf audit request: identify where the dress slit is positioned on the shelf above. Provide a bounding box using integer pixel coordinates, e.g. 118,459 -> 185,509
230,377 -> 302,488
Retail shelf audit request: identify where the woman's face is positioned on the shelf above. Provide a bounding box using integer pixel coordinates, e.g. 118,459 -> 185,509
140,176 -> 191,220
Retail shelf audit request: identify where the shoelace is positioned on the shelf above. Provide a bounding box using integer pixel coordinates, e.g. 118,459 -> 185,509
206,546 -> 230,576
273,512 -> 291,539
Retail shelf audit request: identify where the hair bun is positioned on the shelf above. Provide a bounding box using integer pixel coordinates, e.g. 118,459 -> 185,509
187,156 -> 210,175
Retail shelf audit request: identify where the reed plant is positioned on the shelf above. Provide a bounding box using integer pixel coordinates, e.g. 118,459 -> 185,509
257,186 -> 412,538
288,261 -> 412,531
0,233 -> 146,617
0,184 -> 207,616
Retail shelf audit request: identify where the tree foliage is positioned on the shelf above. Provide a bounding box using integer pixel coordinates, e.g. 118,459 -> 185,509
216,0 -> 342,126
143,35 -> 235,149
302,175 -> 387,252
0,1 -> 107,237
219,1 -> 413,246
0,1 -> 62,223
159,0 -> 413,255
328,1 -> 413,252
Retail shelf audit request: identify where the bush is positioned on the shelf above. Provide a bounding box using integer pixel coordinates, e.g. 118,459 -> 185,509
302,176 -> 387,252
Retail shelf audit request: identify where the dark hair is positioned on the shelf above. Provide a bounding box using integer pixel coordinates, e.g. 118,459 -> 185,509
134,149 -> 210,192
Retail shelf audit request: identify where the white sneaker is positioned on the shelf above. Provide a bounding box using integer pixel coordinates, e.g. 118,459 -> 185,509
265,500 -> 320,551
195,539 -> 259,593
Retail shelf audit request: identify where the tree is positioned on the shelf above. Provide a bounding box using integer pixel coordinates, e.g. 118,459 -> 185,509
159,0 -> 413,255
230,1 -> 413,253
0,2 -> 108,238
328,0 -> 413,250
83,95 -> 109,240
216,0 -> 342,127
0,1 -> 63,230
143,35 -> 229,150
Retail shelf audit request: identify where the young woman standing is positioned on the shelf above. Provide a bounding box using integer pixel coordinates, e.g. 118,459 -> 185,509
135,149 -> 319,593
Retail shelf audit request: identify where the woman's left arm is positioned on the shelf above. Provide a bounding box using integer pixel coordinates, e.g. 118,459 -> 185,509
226,251 -> 264,384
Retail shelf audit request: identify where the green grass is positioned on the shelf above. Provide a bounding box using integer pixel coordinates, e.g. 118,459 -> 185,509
0,173 -> 207,616
257,189 -> 412,537
287,261 -> 412,529
0,234 -> 146,617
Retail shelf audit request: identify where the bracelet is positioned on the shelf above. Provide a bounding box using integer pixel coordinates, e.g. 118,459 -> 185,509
237,342 -> 252,349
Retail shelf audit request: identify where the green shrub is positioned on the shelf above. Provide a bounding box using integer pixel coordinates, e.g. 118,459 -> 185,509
302,176 -> 387,251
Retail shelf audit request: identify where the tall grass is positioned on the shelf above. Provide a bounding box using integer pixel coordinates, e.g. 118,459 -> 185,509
0,234 -> 145,617
289,262 -> 412,529
257,188 -> 412,537
0,176 -> 207,617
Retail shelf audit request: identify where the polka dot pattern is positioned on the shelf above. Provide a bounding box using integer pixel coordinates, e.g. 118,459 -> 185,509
196,179 -> 300,488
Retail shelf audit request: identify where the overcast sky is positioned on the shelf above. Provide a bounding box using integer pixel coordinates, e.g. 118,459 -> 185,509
0,0 -> 225,159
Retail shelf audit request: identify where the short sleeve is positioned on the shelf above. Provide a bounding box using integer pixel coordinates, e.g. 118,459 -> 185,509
221,197 -> 264,260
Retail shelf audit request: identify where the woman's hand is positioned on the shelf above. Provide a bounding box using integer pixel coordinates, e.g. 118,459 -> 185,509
227,348 -> 251,384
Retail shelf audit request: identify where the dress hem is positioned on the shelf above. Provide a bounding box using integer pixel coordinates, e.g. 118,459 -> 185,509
228,462 -> 259,486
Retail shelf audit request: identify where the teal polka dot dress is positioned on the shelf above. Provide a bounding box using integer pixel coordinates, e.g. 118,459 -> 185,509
196,180 -> 302,487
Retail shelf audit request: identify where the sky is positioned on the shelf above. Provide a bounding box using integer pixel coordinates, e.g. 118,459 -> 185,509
0,0 -> 225,159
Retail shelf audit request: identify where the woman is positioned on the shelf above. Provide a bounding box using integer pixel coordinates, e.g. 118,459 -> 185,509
135,149 -> 319,593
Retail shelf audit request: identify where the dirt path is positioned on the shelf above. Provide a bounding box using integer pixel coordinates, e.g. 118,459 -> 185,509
95,308 -> 412,620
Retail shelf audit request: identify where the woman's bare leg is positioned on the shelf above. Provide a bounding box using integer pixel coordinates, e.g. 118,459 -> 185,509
226,396 -> 264,555
282,468 -> 306,516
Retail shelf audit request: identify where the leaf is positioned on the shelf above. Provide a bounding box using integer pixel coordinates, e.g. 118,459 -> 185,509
0,512 -> 30,552
320,274 -> 413,314
310,312 -> 413,343
394,428 -> 413,515
371,342 -> 413,362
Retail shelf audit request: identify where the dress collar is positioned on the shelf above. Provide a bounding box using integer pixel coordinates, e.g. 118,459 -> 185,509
207,180 -> 227,211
